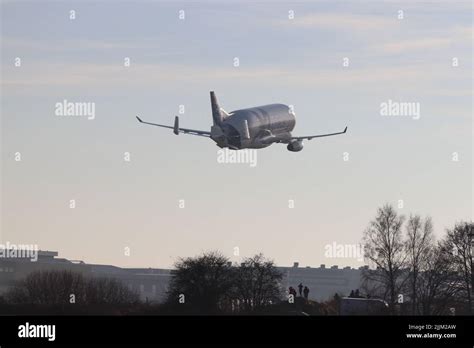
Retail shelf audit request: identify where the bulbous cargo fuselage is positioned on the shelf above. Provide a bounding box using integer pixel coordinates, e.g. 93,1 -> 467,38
215,104 -> 296,149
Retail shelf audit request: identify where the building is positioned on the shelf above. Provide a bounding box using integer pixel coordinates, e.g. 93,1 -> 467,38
0,250 -> 363,303
0,250 -> 171,303
280,262 -> 364,301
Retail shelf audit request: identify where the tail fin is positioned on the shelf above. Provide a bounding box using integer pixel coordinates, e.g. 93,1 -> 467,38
210,91 -> 224,126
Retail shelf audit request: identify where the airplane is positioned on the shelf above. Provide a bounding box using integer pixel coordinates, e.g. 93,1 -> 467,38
136,91 -> 347,152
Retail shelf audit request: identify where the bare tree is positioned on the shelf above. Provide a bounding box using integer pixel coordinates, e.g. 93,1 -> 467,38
405,215 -> 434,314
362,204 -> 407,313
416,242 -> 460,315
6,270 -> 138,306
166,251 -> 234,314
86,277 -> 139,305
440,222 -> 473,314
7,270 -> 85,305
233,253 -> 283,312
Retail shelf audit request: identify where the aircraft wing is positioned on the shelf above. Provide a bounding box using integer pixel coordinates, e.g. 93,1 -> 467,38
136,116 -> 211,138
291,126 -> 347,141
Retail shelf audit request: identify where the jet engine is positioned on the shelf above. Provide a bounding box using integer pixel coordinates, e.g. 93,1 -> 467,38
287,140 -> 303,152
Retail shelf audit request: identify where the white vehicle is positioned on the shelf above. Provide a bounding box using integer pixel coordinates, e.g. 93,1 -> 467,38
339,297 -> 389,315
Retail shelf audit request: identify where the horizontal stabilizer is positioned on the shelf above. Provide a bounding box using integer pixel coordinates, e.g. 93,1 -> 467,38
136,115 -> 211,138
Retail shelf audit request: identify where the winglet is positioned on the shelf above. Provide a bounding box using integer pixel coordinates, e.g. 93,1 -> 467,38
136,116 -> 143,123
343,126 -> 348,133
173,116 -> 179,135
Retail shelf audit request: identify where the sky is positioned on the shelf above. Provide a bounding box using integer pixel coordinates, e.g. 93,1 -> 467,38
1,0 -> 472,269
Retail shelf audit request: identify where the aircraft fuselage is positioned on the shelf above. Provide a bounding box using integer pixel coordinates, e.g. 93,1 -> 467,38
211,104 -> 296,149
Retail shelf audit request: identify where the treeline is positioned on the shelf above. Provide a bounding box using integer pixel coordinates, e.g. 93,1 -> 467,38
162,253 -> 283,314
0,255 -> 331,315
361,204 -> 473,315
0,270 -> 140,314
0,254 -> 287,315
161,252 -> 343,315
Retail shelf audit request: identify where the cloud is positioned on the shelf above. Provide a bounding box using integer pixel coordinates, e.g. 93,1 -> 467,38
277,13 -> 396,31
275,12 -> 472,58
381,38 -> 452,54
2,37 -> 172,52
378,26 -> 473,54
2,61 -> 460,96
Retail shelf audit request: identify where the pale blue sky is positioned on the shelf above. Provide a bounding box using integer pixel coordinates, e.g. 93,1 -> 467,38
1,0 -> 472,268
